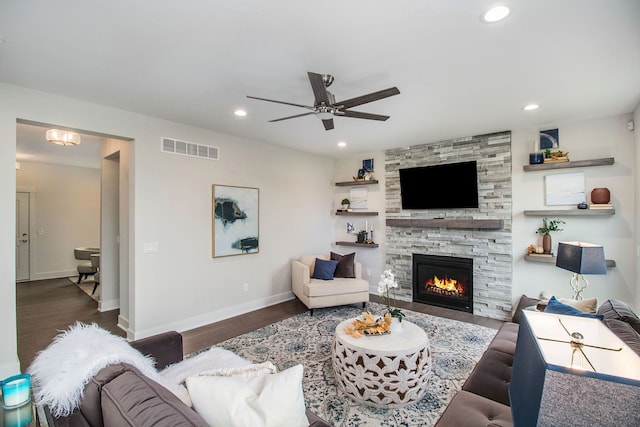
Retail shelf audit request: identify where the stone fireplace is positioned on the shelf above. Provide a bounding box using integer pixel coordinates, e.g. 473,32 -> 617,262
413,253 -> 473,313
384,131 -> 512,321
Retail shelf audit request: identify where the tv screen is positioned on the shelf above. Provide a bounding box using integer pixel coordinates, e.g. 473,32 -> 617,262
399,161 -> 479,209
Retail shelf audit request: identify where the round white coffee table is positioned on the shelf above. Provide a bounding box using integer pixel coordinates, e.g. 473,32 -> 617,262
332,318 -> 432,408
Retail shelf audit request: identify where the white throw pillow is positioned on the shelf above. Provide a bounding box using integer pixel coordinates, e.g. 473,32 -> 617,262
186,363 -> 308,427
158,346 -> 251,407
559,297 -> 597,313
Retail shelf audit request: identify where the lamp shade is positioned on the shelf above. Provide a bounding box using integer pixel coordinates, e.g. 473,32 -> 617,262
555,241 -> 606,275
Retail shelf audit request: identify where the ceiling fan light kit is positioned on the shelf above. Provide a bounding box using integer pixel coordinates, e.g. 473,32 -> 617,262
247,72 -> 400,131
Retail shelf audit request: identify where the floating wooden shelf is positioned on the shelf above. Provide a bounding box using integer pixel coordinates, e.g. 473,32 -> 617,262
335,241 -> 379,248
335,180 -> 379,186
523,209 -> 615,216
523,157 -> 614,172
335,211 -> 378,216
386,218 -> 504,230
525,254 -> 616,268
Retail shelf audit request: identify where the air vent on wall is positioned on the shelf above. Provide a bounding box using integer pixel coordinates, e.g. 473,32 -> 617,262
161,137 -> 219,160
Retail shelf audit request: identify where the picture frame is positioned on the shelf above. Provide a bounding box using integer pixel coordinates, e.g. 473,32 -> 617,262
363,158 -> 374,172
539,128 -> 559,150
545,172 -> 584,206
212,185 -> 259,257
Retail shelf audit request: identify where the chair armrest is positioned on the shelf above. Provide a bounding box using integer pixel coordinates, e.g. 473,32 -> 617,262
354,262 -> 363,279
292,260 -> 311,297
130,331 -> 184,369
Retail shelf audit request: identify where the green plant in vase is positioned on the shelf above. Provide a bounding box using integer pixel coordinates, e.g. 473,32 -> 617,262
536,218 -> 565,254
341,198 -> 350,210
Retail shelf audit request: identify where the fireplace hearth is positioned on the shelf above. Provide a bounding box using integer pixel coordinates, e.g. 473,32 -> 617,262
413,254 -> 473,313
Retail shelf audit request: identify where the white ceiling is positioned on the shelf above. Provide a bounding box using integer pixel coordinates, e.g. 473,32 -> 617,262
3,0 -> 640,164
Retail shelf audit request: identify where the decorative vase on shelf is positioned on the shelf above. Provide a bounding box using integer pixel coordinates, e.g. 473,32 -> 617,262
591,188 -> 610,204
542,233 -> 552,254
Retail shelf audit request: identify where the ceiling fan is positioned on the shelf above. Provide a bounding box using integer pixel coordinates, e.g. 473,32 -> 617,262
247,72 -> 400,131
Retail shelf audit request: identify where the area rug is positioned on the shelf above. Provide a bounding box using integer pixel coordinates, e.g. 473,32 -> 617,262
67,277 -> 100,301
208,302 -> 498,427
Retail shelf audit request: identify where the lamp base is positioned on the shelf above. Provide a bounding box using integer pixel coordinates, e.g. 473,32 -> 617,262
570,273 -> 588,300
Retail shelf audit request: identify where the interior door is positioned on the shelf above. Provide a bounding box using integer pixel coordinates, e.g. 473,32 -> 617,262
16,192 -> 30,282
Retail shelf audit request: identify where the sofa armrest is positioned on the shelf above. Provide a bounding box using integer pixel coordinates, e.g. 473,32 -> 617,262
292,259 -> 311,297
354,262 -> 363,279
131,331 -> 184,369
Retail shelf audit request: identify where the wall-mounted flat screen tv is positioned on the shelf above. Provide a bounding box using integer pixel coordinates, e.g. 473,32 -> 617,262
399,160 -> 479,209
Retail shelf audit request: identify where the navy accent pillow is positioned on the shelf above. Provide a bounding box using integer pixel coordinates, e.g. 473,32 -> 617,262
312,258 -> 339,280
544,296 -> 604,320
330,252 -> 356,278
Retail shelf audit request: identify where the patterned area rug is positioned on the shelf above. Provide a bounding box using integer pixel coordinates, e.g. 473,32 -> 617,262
211,302 -> 498,427
67,276 -> 100,301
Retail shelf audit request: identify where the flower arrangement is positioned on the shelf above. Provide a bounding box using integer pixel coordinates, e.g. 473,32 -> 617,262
536,218 -> 565,234
378,269 -> 405,322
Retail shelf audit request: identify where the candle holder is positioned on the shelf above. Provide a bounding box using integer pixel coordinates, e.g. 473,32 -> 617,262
1,373 -> 31,409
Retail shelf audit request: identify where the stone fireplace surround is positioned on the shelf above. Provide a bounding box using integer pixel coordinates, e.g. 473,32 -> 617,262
384,131 -> 512,321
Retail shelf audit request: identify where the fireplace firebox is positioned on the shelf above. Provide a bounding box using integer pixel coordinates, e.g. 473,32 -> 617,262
413,254 -> 473,313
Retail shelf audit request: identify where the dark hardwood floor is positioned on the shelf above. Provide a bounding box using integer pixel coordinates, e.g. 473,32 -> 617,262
16,278 -> 504,371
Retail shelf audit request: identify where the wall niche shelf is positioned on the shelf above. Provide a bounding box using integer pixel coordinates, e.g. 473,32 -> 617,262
335,241 -> 379,248
335,180 -> 379,186
524,209 -> 615,216
336,211 -> 378,216
386,218 -> 504,230
523,157 -> 614,172
525,254 -> 616,268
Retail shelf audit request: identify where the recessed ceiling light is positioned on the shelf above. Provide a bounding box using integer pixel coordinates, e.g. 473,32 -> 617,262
234,109 -> 247,117
481,6 -> 510,23
337,141 -> 347,148
523,104 -> 540,111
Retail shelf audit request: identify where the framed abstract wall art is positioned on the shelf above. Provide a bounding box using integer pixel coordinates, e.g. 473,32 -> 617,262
212,185 -> 259,257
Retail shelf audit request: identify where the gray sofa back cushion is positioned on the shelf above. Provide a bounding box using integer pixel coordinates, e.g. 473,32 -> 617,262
80,363 -> 208,427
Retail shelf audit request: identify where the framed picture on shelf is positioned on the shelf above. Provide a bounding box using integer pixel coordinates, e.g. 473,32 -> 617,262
539,128 -> 559,150
545,172 -> 584,206
363,158 -> 374,172
212,185 -> 259,257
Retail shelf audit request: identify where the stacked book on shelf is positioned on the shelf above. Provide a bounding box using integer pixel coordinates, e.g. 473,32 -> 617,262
589,203 -> 614,210
528,253 -> 554,257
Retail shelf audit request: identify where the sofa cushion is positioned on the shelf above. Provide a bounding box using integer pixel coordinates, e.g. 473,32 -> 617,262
311,258 -> 338,280
186,364 -> 308,427
604,318 -> 640,356
462,349 -> 513,406
330,252 -> 356,278
544,296 -> 604,320
598,299 -> 640,334
487,322 -> 519,356
435,390 -> 513,427
304,277 -> 369,297
511,295 -> 539,324
97,363 -> 208,427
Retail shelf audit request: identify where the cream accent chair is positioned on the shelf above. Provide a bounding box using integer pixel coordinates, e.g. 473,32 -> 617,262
291,254 -> 370,315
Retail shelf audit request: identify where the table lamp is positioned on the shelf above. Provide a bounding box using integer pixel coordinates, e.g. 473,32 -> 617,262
555,241 -> 606,300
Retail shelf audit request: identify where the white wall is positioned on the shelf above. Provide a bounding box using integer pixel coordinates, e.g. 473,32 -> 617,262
332,152 -> 386,293
0,83 -> 336,377
512,113 -> 636,307
16,162 -> 101,280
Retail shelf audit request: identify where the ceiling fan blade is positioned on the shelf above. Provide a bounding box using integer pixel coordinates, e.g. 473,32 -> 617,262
342,110 -> 390,121
247,95 -> 313,110
308,72 -> 331,105
336,87 -> 400,110
322,118 -> 335,130
268,112 -> 315,122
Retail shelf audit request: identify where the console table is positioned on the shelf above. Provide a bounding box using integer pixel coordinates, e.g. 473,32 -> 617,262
332,318 -> 432,408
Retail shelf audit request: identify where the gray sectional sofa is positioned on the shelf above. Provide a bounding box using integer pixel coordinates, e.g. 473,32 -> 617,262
43,331 -> 332,427
435,298 -> 640,426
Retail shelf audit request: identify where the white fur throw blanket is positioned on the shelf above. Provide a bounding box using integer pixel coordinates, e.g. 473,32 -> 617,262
28,322 -> 162,417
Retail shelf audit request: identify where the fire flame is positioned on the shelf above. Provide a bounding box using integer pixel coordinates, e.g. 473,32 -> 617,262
425,275 -> 465,295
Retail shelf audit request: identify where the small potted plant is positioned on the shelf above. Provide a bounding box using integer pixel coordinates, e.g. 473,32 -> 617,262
356,230 -> 367,243
341,198 -> 350,211
536,218 -> 565,254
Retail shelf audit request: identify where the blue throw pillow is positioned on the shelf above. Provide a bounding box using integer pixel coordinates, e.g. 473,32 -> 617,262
544,296 -> 604,320
312,258 -> 339,280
